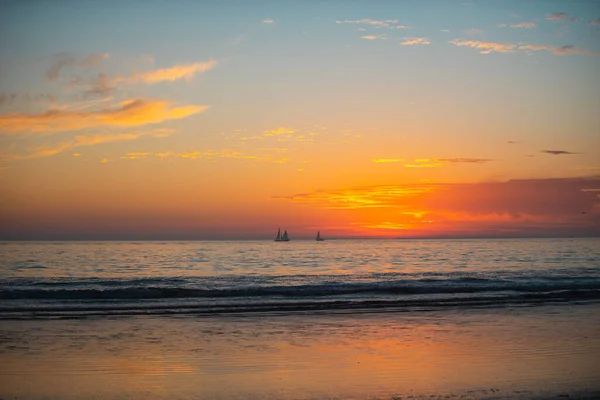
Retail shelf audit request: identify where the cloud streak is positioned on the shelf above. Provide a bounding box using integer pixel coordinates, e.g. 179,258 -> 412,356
373,158 -> 404,163
361,34 -> 387,40
373,157 -> 492,167
46,53 -> 109,81
336,19 -> 404,29
5,130 -> 170,160
400,37 -> 431,45
277,178 -> 600,236
127,60 -> 217,84
541,150 -> 580,156
450,39 -> 516,54
546,13 -> 578,22
451,40 -> 600,56
126,149 -> 289,163
0,99 -> 207,134
511,22 -> 536,29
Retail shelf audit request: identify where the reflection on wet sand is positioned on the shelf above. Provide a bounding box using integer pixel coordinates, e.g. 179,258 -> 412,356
1,304 -> 599,400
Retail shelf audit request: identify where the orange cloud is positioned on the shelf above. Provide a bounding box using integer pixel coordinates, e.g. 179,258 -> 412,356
276,185 -> 438,210
83,59 -> 217,96
127,149 -> 287,163
127,59 -> 217,84
264,126 -> 297,136
400,37 -> 430,45
450,39 -> 516,54
437,158 -> 492,163
451,40 -> 598,56
21,130 -> 170,159
121,152 -> 152,160
518,44 -> 549,52
400,158 -> 492,168
277,178 -> 600,237
361,35 -> 387,40
373,158 -> 404,163
0,99 -> 207,134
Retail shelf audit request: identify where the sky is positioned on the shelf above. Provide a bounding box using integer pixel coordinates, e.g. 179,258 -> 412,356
0,0 -> 599,240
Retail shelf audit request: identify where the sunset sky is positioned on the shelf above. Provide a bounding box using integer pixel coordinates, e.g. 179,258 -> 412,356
1,0 -> 599,239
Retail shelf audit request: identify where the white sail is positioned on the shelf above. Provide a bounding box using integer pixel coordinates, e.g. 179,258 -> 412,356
275,227 -> 281,241
282,230 -> 289,241
316,231 -> 324,241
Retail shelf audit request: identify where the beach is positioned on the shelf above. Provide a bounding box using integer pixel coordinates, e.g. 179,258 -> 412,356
1,239 -> 599,399
2,304 -> 599,399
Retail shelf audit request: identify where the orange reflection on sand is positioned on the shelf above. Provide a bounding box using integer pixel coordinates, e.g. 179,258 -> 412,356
2,309 -> 599,399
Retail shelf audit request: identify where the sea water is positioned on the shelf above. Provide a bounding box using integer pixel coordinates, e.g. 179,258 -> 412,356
1,238 -> 599,399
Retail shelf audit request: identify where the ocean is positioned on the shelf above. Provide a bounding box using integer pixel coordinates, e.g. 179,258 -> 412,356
1,238 -> 599,399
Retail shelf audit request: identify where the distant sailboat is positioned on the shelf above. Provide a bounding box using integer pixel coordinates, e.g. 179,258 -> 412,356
316,231 -> 325,241
275,227 -> 290,242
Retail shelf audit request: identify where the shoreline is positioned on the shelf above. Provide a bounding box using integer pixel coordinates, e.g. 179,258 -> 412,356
2,302 -> 599,400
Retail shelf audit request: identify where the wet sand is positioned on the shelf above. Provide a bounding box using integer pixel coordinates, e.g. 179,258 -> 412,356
1,303 -> 599,400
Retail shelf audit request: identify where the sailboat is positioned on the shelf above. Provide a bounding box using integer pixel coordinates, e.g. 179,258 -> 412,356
316,231 -> 325,241
275,228 -> 290,242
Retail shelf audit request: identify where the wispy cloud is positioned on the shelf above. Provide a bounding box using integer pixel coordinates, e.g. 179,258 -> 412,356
78,59 -> 217,97
0,99 -> 207,134
275,185 -> 436,210
511,22 -> 537,29
15,130 -> 170,160
122,60 -> 217,85
264,126 -> 297,136
46,53 -> 109,81
0,93 -> 56,107
518,44 -> 550,52
450,39 -> 516,54
465,28 -> 484,35
373,158 -> 404,163
87,73 -> 116,96
451,40 -> 600,56
541,150 -> 580,155
361,34 -> 388,40
262,19 -> 275,24
276,178 -> 600,236
400,37 -> 431,45
121,152 -> 152,160
335,19 -> 401,29
551,45 -> 600,56
438,158 -> 493,163
588,18 -> 600,26
404,162 -> 445,168
546,12 -> 578,22
400,158 -> 493,168
128,149 -> 289,163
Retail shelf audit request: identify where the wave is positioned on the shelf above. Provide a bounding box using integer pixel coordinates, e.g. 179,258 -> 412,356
1,290 -> 599,319
2,277 -> 600,300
